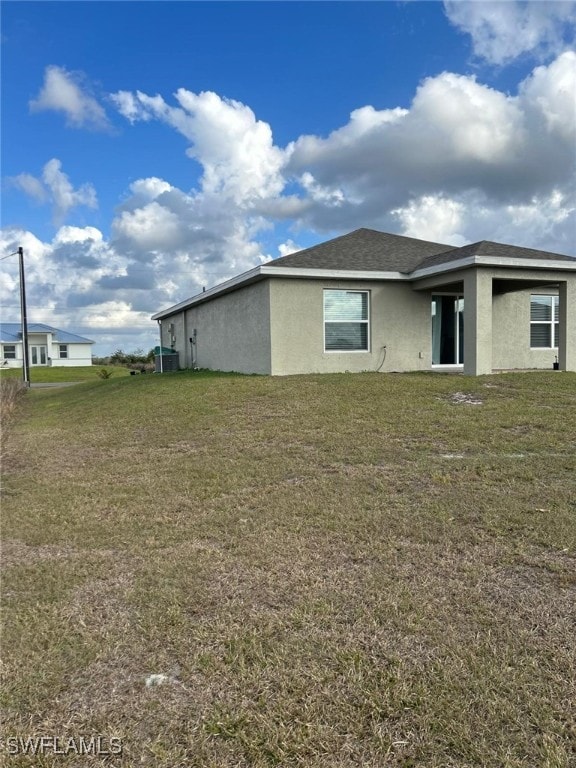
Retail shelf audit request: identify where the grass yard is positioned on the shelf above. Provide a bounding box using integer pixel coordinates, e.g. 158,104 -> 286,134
1,370 -> 575,767
0,365 -> 130,384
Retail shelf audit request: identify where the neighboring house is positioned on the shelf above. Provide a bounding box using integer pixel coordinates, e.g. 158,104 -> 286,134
151,229 -> 576,376
0,323 -> 94,368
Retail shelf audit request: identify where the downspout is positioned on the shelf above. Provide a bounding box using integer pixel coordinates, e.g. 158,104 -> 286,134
157,319 -> 163,373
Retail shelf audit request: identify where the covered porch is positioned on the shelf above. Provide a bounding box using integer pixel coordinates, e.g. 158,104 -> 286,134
413,266 -> 576,375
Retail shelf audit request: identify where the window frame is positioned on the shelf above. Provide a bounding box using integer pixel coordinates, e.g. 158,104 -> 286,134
530,294 -> 559,349
2,345 -> 17,359
58,344 -> 69,359
323,289 -> 370,353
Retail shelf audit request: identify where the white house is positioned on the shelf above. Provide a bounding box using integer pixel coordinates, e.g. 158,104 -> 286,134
0,323 -> 94,368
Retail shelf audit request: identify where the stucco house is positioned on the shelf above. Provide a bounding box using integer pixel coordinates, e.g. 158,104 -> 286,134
152,229 -> 576,376
0,323 -> 94,368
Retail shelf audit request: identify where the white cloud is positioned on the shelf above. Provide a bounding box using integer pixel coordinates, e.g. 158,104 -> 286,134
78,300 -> 151,330
444,0 -> 576,65
391,195 -> 468,246
113,201 -> 183,251
392,187 -> 575,255
277,240 -> 301,258
520,51 -> 576,142
127,177 -> 174,204
42,159 -> 98,223
408,72 -> 524,164
30,65 -> 110,130
285,52 -> 575,232
8,159 -> 97,224
9,173 -> 47,203
111,88 -> 286,204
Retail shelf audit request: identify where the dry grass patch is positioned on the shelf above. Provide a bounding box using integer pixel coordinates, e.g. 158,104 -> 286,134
0,379 -> 27,474
1,371 -> 575,766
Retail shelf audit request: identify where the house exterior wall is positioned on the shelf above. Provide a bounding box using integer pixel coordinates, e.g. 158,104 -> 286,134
1,338 -> 92,367
414,266 -> 576,373
50,343 -> 93,366
492,288 -> 560,370
0,344 -> 22,368
269,278 -> 431,375
160,280 -> 272,374
154,267 -> 574,376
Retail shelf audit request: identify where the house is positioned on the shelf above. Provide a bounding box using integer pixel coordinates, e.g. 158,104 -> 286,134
0,323 -> 94,368
151,229 -> 576,376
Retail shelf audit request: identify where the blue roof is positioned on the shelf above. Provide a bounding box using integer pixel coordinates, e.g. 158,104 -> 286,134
0,323 -> 94,344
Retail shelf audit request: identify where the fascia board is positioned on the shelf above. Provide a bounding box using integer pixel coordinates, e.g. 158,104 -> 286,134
473,256 -> 576,270
260,266 -> 406,280
410,255 -> 576,280
409,256 -> 477,280
151,265 -> 406,320
151,265 -> 263,319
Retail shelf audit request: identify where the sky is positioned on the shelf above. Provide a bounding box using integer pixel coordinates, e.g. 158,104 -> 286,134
1,1 -> 575,357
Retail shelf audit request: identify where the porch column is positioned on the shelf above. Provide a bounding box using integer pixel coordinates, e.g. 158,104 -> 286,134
463,269 -> 493,376
558,279 -> 576,372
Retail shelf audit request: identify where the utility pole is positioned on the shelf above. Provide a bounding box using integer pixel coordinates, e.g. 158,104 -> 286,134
1,247 -> 30,387
18,247 -> 31,387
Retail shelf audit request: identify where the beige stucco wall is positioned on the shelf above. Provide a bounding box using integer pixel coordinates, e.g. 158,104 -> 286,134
492,287 -> 560,370
157,267 -> 574,376
414,266 -> 575,373
160,280 -> 272,374
269,278 -> 431,375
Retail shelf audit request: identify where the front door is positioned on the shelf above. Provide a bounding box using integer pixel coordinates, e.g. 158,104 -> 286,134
432,295 -> 464,365
30,345 -> 48,365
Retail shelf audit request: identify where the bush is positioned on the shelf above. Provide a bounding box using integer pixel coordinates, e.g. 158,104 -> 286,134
96,368 -> 114,379
109,348 -> 155,366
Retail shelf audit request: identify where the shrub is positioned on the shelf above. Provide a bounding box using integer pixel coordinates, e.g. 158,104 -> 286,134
96,368 -> 114,379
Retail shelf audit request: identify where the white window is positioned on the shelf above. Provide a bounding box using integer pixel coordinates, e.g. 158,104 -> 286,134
530,295 -> 559,348
59,344 -> 68,359
3,345 -> 16,359
324,289 -> 369,352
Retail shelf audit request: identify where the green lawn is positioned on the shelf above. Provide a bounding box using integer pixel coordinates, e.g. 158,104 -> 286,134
1,370 -> 575,767
0,365 -> 131,383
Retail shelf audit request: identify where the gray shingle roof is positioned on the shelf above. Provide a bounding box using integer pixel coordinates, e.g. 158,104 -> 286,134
416,240 -> 576,270
267,228 -> 452,273
0,323 -> 94,344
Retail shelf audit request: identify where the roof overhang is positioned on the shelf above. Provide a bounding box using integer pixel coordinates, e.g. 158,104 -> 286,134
152,255 -> 576,321
410,255 -> 576,280
151,264 -> 406,319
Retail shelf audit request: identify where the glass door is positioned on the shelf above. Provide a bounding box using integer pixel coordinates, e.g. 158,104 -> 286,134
30,345 -> 48,365
432,295 -> 464,365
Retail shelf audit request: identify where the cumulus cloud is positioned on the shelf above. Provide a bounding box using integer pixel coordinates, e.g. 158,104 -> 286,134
391,195 -> 468,247
42,159 -> 98,223
444,0 -> 576,65
30,65 -> 110,129
277,240 -> 301,258
8,159 -> 97,224
284,52 -> 576,236
111,88 -> 285,204
0,224 -> 154,346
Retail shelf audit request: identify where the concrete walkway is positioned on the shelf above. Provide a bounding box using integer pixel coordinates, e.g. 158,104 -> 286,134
30,382 -> 82,388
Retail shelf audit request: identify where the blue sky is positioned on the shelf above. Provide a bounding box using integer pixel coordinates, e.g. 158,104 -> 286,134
1,1 -> 575,355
